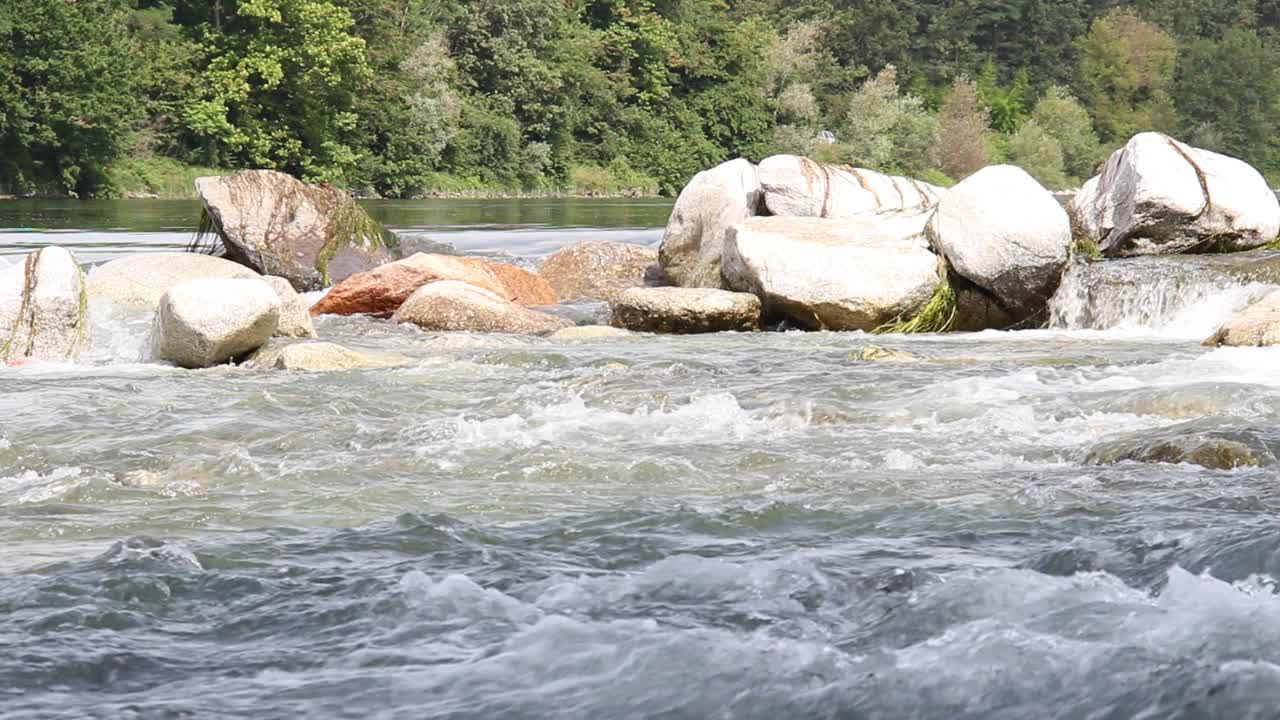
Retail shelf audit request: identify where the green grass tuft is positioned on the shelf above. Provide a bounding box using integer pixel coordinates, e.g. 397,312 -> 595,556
1072,235 -> 1102,261
107,157 -> 229,199
875,279 -> 957,334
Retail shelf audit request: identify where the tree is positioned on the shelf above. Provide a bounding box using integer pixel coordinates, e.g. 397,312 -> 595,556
1031,85 -> 1102,180
937,77 -> 991,180
1075,8 -> 1178,144
828,66 -> 938,176
182,0 -> 371,182
0,0 -> 141,195
1007,119 -> 1069,188
1174,29 -> 1280,179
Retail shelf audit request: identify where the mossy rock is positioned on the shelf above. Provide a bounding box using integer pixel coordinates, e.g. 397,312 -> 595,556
1086,430 -> 1275,470
194,170 -> 399,292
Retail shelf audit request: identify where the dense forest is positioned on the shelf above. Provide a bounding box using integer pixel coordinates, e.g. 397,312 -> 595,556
3,0 -> 1280,198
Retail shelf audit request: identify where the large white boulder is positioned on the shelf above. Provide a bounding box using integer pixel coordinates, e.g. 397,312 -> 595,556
0,246 -> 88,363
86,253 -> 261,308
152,278 -> 281,368
722,215 -> 940,331
610,287 -> 761,334
928,165 -> 1071,324
1071,132 -> 1280,256
658,158 -> 761,289
757,155 -> 944,218
391,280 -> 571,335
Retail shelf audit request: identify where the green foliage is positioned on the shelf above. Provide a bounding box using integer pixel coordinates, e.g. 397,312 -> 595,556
827,67 -> 938,176
105,156 -> 228,198
1031,86 -> 1104,181
937,77 -> 991,181
1075,8 -> 1178,144
876,279 -> 957,335
568,158 -> 658,196
1006,119 -> 1069,189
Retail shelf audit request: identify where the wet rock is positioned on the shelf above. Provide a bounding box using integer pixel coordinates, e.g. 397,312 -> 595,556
392,280 -> 571,335
1087,430 -> 1275,470
1071,132 -> 1280,256
152,278 -> 280,368
658,158 -> 761,289
0,246 -> 88,363
610,287 -> 761,334
247,341 -> 408,371
311,253 -> 556,317
195,170 -> 399,291
262,276 -> 316,338
550,325 -> 634,339
757,154 -> 944,218
850,345 -> 917,362
538,240 -> 661,301
722,215 -> 939,331
1204,289 -> 1280,347
86,253 -> 261,308
928,165 -> 1071,326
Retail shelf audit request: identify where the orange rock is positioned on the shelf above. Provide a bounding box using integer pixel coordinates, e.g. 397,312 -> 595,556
311,253 -> 557,317
537,240 -> 662,302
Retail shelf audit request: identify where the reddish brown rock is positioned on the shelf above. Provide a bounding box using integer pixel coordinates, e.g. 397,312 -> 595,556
311,253 -> 557,317
538,240 -> 662,302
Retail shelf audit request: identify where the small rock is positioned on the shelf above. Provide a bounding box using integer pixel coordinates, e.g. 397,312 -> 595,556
538,240 -> 661,301
1087,431 -> 1274,470
311,252 -> 556,317
392,280 -> 571,335
551,325 -> 634,339
610,287 -> 761,334
1204,289 -> 1280,346
86,253 -> 260,308
247,341 -> 408,371
152,278 -> 281,368
195,170 -> 399,290
262,276 -> 316,338
658,158 -> 761,289
0,246 -> 88,363
850,345 -> 917,362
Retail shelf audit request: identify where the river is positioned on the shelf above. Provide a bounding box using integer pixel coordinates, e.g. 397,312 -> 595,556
4,199 -> 1280,718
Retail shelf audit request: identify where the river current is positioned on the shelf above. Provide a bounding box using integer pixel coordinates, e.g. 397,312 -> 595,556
5,200 -> 1280,718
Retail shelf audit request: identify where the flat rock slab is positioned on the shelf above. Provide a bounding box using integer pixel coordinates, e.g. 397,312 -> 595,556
87,253 -> 261,309
757,154 -> 944,218
248,341 -> 408,371
610,286 -> 761,334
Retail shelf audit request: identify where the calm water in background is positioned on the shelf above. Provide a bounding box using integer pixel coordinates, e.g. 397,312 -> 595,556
5,200 -> 1280,719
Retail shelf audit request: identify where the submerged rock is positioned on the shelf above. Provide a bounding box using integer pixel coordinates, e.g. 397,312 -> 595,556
1204,289 -> 1280,347
757,154 -> 944,218
0,246 -> 88,363
152,278 -> 280,368
195,170 -> 399,291
392,280 -> 571,335
928,165 -> 1071,327
247,341 -> 408,371
311,253 -> 556,317
1071,133 -> 1280,256
610,287 -> 761,334
262,276 -> 316,338
86,253 -> 261,308
538,240 -> 662,301
550,325 -> 634,339
850,345 -> 917,362
1087,430 -> 1275,470
722,214 -> 939,331
658,158 -> 761,289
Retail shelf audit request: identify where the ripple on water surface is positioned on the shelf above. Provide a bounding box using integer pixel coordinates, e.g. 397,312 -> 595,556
6,302 -> 1280,716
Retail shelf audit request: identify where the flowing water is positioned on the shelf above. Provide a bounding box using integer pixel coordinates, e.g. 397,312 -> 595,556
6,200 -> 1280,719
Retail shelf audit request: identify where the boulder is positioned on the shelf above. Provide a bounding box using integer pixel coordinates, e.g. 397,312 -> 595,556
86,253 -> 261,308
247,341 -> 408,371
392,280 -> 571,335
1071,132 -> 1280,256
262,276 -> 316,338
722,215 -> 940,331
1204,289 -> 1280,347
757,155 -> 944,218
658,158 -> 761,288
928,165 -> 1071,326
0,246 -> 88,363
195,170 -> 399,291
310,253 -> 556,317
152,278 -> 281,368
538,240 -> 662,301
550,325 -> 634,340
1087,429 -> 1274,470
610,287 -> 761,334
